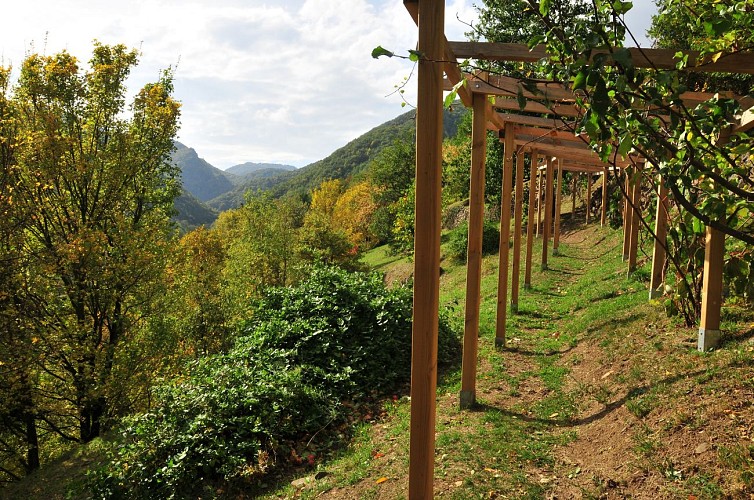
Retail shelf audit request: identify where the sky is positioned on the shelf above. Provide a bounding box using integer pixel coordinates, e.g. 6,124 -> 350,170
1,0 -> 656,170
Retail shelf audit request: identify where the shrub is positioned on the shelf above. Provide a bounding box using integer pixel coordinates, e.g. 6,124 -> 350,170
446,220 -> 500,262
89,266 -> 459,497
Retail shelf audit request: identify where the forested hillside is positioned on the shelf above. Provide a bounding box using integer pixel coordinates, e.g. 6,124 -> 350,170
204,105 -> 468,210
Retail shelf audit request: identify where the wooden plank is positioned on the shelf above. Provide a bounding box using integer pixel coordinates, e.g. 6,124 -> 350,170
601,168 -> 608,227
493,97 -> 582,117
586,173 -> 592,224
466,74 -> 576,101
408,0 -> 443,496
627,168 -> 642,274
525,150 -> 538,289
553,159 -> 564,255
542,157 -> 554,270
511,149 -> 525,312
622,172 -> 631,261
495,122 -> 515,347
536,168 -> 543,237
406,1 -> 473,108
699,227 -> 725,350
572,174 -> 578,219
649,178 -> 669,299
514,126 -> 586,143
448,41 -> 754,74
497,113 -> 577,129
460,93 -> 487,409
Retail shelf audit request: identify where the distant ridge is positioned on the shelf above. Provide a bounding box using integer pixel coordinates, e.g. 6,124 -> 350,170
225,162 -> 296,177
172,142 -> 235,202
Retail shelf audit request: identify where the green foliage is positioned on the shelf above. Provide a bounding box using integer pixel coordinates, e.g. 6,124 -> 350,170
0,42 -> 180,477
390,183 -> 416,254
89,266 -> 460,497
446,220 -> 501,263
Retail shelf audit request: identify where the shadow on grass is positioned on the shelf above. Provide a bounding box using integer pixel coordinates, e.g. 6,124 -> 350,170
505,344 -> 576,357
469,367 -> 709,428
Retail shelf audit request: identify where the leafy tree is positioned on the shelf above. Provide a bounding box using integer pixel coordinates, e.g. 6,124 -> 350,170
0,43 -> 180,455
299,180 -> 361,269
511,0 -> 754,322
332,180 -> 380,248
216,192 -> 305,319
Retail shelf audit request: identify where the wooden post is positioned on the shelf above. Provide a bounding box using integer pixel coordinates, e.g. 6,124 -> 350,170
553,159 -> 564,255
586,173 -> 592,224
601,167 -> 608,227
542,157 -> 554,270
649,178 -> 669,299
460,93 -> 487,409
524,151 -> 538,289
627,167 -> 642,275
622,171 -> 632,261
511,149 -> 525,312
495,122 -> 514,348
536,168 -> 543,237
571,173 -> 577,219
699,227 -> 725,351
408,0 -> 443,495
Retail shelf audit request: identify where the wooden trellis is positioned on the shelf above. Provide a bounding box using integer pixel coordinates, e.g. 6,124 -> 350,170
402,1 -> 754,497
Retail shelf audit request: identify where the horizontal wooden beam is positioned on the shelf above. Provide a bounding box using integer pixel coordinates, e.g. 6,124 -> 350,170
514,126 -> 587,143
492,97 -> 582,117
496,113 -> 577,129
448,41 -> 754,74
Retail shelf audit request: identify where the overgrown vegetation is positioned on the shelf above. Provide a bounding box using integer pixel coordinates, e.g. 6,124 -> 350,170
87,266 -> 459,498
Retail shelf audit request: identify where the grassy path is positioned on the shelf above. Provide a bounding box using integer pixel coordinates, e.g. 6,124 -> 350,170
267,222 -> 754,499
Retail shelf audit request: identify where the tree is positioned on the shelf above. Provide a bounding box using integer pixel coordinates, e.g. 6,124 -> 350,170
506,0 -> 754,322
217,192 -> 305,319
1,43 -> 180,449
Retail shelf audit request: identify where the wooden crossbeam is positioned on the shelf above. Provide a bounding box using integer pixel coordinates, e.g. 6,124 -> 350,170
492,97 -> 582,117
448,41 -> 754,74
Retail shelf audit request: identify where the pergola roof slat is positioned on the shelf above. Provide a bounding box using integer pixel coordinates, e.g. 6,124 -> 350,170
448,41 -> 754,74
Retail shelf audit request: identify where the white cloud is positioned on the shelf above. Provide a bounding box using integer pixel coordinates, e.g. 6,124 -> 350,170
0,1 -> 478,169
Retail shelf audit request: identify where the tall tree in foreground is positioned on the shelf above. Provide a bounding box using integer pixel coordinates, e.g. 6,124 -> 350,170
1,43 -> 180,450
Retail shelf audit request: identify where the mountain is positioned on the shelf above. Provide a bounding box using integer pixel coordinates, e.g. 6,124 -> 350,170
205,106 -> 468,210
172,142 -> 235,202
225,162 -> 296,177
172,190 -> 220,231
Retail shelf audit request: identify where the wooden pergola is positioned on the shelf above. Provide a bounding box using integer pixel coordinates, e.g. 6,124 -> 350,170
403,1 -> 754,497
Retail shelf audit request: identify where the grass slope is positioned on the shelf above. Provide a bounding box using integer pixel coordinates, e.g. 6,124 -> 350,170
265,219 -> 754,499
4,218 -> 753,499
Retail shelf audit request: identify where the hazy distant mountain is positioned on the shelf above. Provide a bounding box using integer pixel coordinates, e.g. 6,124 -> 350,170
172,142 -> 235,202
225,162 -> 296,177
205,106 -> 468,211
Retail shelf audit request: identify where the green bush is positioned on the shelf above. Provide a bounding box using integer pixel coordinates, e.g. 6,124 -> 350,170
446,220 -> 500,262
89,266 -> 459,498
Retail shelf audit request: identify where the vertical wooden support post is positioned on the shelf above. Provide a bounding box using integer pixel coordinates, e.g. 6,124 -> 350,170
536,168 -> 543,237
495,122 -> 515,348
408,0 -> 443,495
524,151 -> 538,289
622,171 -> 632,261
460,93 -> 487,410
649,178 -> 669,299
627,167 -> 642,275
511,149 -> 525,312
553,159 -> 564,256
601,167 -> 608,227
586,173 -> 592,224
541,157 -> 554,270
571,173 -> 577,219
699,227 -> 725,351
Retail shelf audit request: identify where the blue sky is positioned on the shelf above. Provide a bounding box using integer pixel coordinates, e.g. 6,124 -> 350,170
1,0 -> 655,169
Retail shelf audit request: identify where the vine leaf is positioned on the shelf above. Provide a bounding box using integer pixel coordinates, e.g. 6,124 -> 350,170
372,46 -> 394,59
